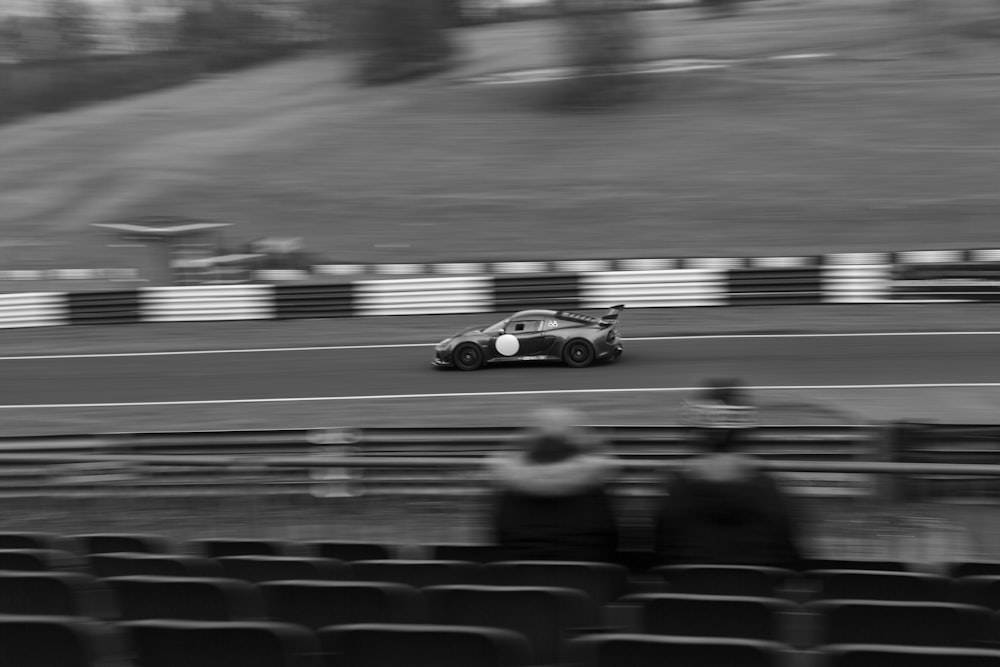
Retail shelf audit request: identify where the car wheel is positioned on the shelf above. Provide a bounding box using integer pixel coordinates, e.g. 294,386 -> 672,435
563,339 -> 595,368
454,343 -> 484,371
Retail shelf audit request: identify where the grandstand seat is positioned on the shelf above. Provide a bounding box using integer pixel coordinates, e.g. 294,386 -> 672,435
308,541 -> 393,562
105,575 -> 266,621
484,561 -> 630,605
217,555 -> 351,583
956,576 -> 1000,611
0,571 -> 116,619
261,580 -> 426,630
188,538 -> 299,558
952,562 -> 1000,579
123,619 -> 321,667
564,633 -> 789,667
653,564 -> 796,598
804,600 -> 994,648
0,532 -> 62,551
623,593 -> 796,641
0,615 -> 130,667
432,544 -> 505,563
614,549 -> 662,575
804,559 -> 907,572
71,533 -> 175,555
89,552 -> 225,579
0,548 -> 85,572
807,569 -> 954,602
426,584 -> 600,665
819,644 -> 1000,667
350,560 -> 481,588
319,623 -> 532,667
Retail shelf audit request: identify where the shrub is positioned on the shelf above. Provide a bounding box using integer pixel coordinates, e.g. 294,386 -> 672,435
350,0 -> 457,85
552,0 -> 644,109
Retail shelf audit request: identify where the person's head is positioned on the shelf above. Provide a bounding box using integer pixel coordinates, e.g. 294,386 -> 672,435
700,378 -> 750,408
523,406 -> 594,464
682,378 -> 757,453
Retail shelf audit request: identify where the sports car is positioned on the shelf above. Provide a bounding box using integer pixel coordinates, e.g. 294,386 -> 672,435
433,305 -> 625,370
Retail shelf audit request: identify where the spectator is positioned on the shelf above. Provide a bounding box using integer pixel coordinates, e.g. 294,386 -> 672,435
487,407 -> 619,563
654,380 -> 805,569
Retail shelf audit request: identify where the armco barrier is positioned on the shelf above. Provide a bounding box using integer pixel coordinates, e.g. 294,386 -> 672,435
0,248 -> 995,327
66,290 -> 142,325
727,267 -> 824,306
892,262 -> 1000,302
354,276 -> 493,316
822,264 -> 891,304
273,283 -> 354,319
493,274 -> 580,310
140,284 -> 275,322
578,269 -> 726,308
0,292 -> 69,328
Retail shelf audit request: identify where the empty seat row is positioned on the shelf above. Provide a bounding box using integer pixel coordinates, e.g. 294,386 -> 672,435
617,594 -> 1000,648
7,531 -> 1000,577
11,570 -> 1000,653
0,558 -> 631,603
7,615 -> 1000,667
12,553 -> 1000,609
0,532 -> 398,561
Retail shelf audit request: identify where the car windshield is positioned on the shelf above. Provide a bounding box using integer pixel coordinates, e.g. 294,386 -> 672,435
483,318 -> 509,335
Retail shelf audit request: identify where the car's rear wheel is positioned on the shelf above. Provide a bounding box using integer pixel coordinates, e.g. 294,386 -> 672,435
563,339 -> 595,368
454,343 -> 484,371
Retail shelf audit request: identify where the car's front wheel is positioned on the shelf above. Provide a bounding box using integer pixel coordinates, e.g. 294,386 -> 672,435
454,343 -> 484,371
562,339 -> 595,368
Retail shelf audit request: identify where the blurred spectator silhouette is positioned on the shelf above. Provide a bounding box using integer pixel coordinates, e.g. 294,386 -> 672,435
487,407 -> 619,563
654,380 -> 805,569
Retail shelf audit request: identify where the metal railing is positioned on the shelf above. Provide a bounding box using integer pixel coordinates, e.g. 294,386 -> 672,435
0,422 -> 996,561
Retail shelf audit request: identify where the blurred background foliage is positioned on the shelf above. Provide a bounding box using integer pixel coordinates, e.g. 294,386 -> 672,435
1,0 -> 998,122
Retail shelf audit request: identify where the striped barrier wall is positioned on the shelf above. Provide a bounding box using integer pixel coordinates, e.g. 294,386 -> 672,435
141,285 -> 275,322
0,292 -> 69,329
305,248 -> 999,278
578,269 -> 727,308
354,276 -> 494,316
0,250 -> 993,328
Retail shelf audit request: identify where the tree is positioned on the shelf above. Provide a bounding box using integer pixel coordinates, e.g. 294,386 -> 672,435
175,0 -> 274,49
47,0 -> 99,57
554,0 -> 642,108
351,0 -> 457,85
0,17 -> 26,62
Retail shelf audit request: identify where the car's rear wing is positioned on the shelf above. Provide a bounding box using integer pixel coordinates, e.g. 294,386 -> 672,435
555,305 -> 625,327
599,304 -> 625,328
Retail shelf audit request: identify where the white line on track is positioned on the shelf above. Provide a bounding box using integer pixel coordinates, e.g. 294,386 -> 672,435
626,331 -> 1000,341
1,383 -> 999,409
0,331 -> 997,361
0,343 -> 431,361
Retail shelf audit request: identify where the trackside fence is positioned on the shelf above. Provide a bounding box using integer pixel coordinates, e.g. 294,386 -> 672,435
2,247 -> 998,326
0,422 -> 996,562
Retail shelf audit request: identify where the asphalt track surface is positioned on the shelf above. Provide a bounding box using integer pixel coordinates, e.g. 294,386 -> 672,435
0,333 -> 998,408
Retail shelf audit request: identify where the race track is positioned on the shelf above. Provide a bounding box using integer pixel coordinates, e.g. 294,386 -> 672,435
0,333 -> 998,407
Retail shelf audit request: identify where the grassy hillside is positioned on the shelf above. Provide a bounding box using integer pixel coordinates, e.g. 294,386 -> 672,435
0,0 -> 997,282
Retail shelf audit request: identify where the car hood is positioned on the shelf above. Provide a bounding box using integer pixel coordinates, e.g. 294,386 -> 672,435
451,325 -> 484,338
438,325 -> 484,346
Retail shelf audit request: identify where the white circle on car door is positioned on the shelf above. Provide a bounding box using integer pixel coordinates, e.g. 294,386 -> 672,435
496,334 -> 520,356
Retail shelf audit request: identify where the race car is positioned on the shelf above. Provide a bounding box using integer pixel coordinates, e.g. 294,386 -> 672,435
433,305 -> 625,370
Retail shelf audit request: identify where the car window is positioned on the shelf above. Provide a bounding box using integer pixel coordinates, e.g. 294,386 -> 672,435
510,320 -> 542,333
